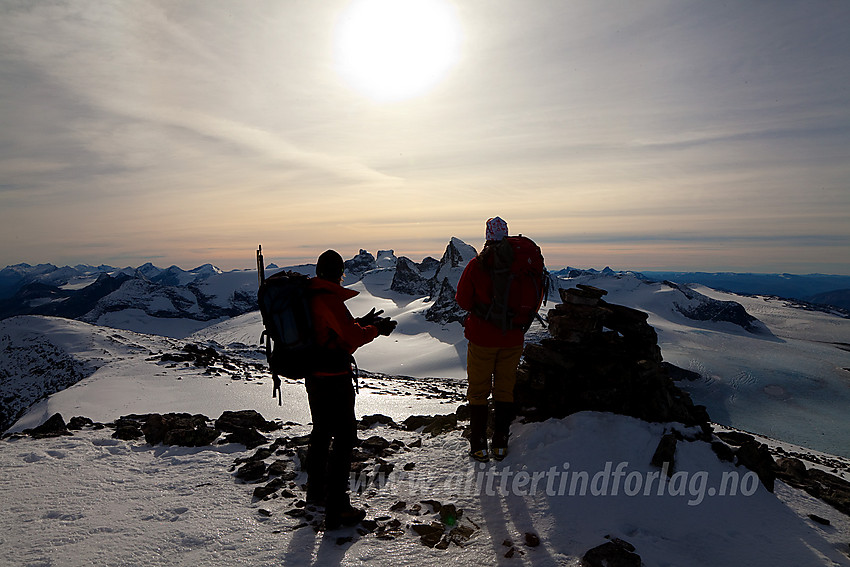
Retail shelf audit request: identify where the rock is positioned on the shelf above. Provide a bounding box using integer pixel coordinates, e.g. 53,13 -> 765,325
25,413 -> 71,438
402,414 -> 457,436
360,435 -> 391,453
391,257 -> 431,295
711,441 -> 736,463
412,522 -> 445,548
68,416 -> 95,430
215,410 -> 280,433
254,478 -> 285,500
651,433 -> 678,473
359,414 -> 397,428
808,514 -> 831,526
267,459 -> 289,477
425,278 -> 466,325
235,460 -> 267,482
164,425 -> 219,447
582,540 -> 641,567
344,250 -> 377,278
515,286 -> 712,430
776,457 -> 808,484
735,440 -> 776,492
421,499 -> 442,513
142,413 -> 213,446
716,431 -> 756,446
223,427 -> 269,449
112,425 -> 144,440
439,503 -> 460,525
525,532 -> 541,547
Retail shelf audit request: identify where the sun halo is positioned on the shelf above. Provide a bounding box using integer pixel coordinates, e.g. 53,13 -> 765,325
334,0 -> 461,103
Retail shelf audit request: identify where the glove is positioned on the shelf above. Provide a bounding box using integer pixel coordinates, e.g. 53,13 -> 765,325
374,317 -> 397,336
356,308 -> 384,326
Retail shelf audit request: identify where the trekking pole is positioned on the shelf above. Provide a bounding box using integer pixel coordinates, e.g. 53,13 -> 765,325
256,245 -> 280,404
256,244 -> 265,287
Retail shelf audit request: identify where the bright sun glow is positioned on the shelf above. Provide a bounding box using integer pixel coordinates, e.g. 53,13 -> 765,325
335,0 -> 461,102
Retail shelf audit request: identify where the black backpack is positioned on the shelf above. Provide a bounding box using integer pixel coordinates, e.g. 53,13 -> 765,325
258,269 -> 318,404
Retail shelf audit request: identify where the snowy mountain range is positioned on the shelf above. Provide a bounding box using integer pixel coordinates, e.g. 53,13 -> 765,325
2,237 -> 850,565
3,236 -> 850,451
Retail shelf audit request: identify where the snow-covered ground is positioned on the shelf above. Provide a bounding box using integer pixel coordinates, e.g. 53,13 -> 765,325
2,408 -> 849,566
2,267 -> 850,565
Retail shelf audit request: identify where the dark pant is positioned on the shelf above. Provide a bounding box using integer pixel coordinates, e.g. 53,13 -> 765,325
305,374 -> 356,506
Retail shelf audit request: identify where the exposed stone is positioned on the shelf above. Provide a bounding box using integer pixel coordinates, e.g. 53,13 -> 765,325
25,413 -> 71,438
163,425 -> 219,447
582,540 -> 641,567
223,427 -> 269,449
403,414 -> 457,436
68,416 -> 95,430
516,286 -> 711,431
391,257 -> 432,295
360,435 -> 391,453
359,414 -> 397,429
651,433 -> 678,474
215,410 -> 280,433
735,440 -> 776,492
141,413 -> 213,445
112,425 -> 144,440
425,278 -> 466,325
253,478 -> 285,500
235,460 -> 267,482
711,441 -> 736,463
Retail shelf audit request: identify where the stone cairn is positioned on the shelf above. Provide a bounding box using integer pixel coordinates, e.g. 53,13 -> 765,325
515,284 -> 710,431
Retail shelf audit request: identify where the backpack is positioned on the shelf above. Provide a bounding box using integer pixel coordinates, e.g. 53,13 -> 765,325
257,269 -> 318,404
474,235 -> 549,333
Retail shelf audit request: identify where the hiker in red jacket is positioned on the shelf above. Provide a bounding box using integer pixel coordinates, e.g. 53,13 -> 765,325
306,250 -> 396,529
456,217 -> 530,462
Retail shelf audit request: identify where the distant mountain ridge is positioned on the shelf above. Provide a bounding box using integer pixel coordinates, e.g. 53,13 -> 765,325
639,271 -> 850,307
4,243 -> 847,339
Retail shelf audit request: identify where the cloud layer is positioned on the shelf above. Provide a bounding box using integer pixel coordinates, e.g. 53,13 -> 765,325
1,0 -> 848,273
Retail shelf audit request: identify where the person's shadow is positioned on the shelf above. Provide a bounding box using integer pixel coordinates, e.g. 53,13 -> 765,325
476,461 -> 562,565
277,520 -> 365,566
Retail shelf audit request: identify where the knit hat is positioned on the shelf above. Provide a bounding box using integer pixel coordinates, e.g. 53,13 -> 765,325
316,250 -> 345,281
485,217 -> 509,241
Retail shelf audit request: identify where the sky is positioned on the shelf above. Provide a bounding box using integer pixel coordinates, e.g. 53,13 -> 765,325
1,0 -> 849,274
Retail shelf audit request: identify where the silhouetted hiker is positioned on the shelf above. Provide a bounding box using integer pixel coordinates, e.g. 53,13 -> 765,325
305,250 -> 397,529
456,218 -> 546,461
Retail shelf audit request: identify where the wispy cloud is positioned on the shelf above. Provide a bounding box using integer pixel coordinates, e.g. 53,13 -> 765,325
1,0 -> 848,272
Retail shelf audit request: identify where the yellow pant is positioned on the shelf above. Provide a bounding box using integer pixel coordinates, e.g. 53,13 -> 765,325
466,343 -> 523,406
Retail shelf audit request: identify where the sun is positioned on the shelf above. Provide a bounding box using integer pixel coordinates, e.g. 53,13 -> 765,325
334,0 -> 461,102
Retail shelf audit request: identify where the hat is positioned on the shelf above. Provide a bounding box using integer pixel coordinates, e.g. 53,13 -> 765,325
316,249 -> 345,281
485,217 -> 508,241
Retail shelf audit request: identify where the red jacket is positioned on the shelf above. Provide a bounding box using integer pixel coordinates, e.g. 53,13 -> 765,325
309,277 -> 379,376
455,256 -> 525,348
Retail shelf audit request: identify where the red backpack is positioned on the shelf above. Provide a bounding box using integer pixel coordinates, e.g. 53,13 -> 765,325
475,235 -> 548,332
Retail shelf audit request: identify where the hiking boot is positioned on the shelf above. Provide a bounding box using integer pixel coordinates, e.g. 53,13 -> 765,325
491,401 -> 514,461
470,446 -> 490,462
305,479 -> 327,507
468,403 -> 490,462
325,495 -> 366,530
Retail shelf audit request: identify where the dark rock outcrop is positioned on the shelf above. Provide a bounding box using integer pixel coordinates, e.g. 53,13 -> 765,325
425,278 -> 466,325
582,537 -> 641,567
344,250 -> 377,278
391,257 -> 431,295
516,285 -> 711,430
23,413 -> 71,438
